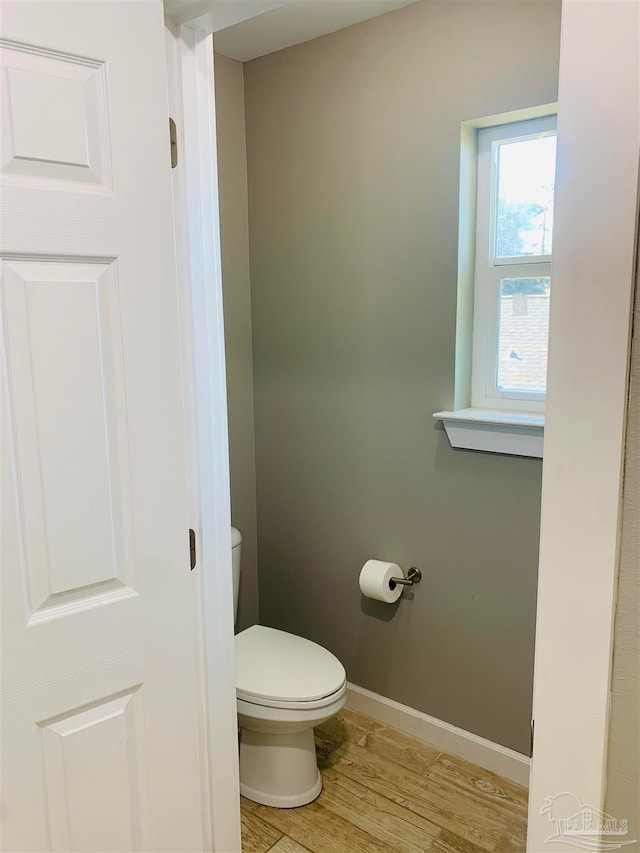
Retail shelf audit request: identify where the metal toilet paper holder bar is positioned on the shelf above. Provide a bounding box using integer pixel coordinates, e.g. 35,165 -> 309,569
389,567 -> 422,589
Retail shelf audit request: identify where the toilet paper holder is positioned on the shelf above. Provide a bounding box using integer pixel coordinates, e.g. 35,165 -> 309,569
389,567 -> 422,589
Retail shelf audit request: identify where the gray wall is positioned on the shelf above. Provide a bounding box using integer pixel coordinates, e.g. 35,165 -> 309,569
244,0 -> 561,754
214,52 -> 259,630
605,274 -> 639,846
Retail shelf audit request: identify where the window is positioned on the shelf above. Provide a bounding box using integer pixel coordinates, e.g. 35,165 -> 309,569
472,115 -> 557,413
434,106 -> 557,457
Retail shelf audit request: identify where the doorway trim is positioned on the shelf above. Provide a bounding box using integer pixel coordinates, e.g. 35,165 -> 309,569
164,1 -> 640,850
164,12 -> 242,853
526,1 -> 639,850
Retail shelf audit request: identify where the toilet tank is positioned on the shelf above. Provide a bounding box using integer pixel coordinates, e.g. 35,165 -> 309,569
231,527 -> 241,624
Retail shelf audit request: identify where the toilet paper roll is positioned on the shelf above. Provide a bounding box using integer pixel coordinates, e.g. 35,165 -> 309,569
359,559 -> 404,603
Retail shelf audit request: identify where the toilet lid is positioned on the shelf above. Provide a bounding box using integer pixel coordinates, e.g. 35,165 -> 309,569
235,625 -> 346,703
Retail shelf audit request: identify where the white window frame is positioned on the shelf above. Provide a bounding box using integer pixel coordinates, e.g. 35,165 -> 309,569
434,105 -> 558,458
471,115 -> 556,413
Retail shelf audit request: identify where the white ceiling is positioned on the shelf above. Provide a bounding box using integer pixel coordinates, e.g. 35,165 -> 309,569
165,0 -> 295,31
212,0 -> 421,62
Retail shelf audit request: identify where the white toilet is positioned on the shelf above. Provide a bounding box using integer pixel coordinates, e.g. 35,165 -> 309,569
232,527 -> 347,808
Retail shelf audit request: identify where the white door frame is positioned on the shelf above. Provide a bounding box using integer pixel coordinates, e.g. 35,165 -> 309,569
164,10 -> 243,852
164,2 -> 639,851
527,1 -> 639,849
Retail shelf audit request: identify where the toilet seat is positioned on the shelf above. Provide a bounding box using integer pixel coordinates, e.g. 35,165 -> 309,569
235,625 -> 346,709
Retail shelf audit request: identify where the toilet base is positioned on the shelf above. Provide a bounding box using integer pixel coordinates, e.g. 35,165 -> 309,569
239,726 -> 323,808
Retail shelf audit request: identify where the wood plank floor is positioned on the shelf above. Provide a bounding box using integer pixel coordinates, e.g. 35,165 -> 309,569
240,708 -> 528,853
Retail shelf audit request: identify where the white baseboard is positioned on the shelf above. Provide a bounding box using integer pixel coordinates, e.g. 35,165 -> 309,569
345,683 -> 531,787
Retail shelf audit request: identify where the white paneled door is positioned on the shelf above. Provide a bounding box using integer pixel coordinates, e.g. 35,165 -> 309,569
1,3 -> 204,851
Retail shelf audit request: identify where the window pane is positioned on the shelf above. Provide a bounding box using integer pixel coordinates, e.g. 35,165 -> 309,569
495,134 -> 556,258
496,278 -> 550,394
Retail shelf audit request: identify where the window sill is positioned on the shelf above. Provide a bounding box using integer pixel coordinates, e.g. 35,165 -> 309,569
433,408 -> 544,458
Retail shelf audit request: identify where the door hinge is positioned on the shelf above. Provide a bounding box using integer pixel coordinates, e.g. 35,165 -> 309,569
189,528 -> 196,570
169,117 -> 178,168
530,719 -> 535,755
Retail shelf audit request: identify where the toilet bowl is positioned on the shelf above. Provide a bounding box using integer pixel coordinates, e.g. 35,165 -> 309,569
232,529 -> 346,808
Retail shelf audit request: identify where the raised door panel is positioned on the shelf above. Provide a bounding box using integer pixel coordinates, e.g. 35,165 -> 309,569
39,688 -> 150,852
2,259 -> 135,619
0,42 -> 111,191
